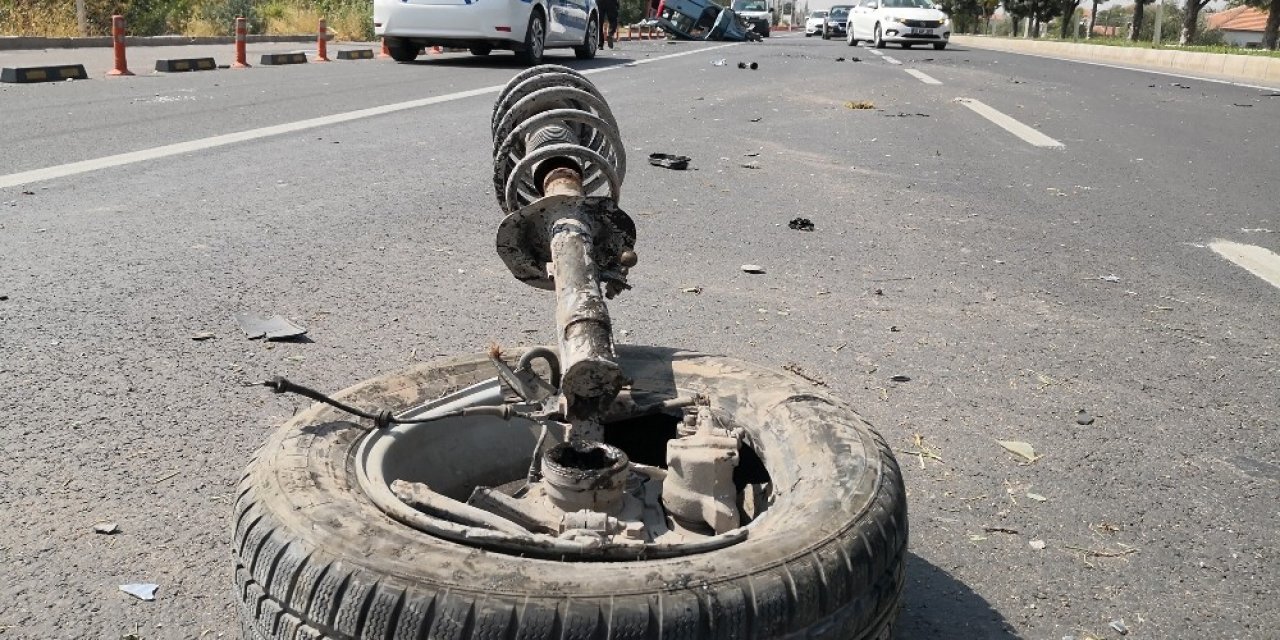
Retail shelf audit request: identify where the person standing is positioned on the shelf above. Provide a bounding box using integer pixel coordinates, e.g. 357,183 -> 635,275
598,0 -> 620,48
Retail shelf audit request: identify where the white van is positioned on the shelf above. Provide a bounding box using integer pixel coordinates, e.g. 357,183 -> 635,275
374,0 -> 600,64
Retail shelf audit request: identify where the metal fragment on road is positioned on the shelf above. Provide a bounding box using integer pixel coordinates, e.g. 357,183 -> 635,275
119,583 -> 158,601
93,521 -> 120,534
648,153 -> 690,170
1098,274 -> 1121,283
1029,539 -> 1046,550
740,264 -> 765,274
190,331 -> 216,341
890,375 -> 911,382
1110,619 -> 1129,635
232,312 -> 307,340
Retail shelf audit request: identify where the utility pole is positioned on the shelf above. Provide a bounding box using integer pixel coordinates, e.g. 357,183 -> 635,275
76,0 -> 87,36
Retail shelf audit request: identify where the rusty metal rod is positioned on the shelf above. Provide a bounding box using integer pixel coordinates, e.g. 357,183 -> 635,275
543,168 -> 625,424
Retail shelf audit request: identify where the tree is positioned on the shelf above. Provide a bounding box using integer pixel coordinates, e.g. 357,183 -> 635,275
1130,0 -> 1155,39
1059,0 -> 1080,37
1087,0 -> 1101,37
1180,0 -> 1211,43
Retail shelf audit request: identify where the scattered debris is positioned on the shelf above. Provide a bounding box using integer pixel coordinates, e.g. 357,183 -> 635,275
900,433 -> 944,468
0,295 -> 8,301
1093,522 -> 1122,535
748,116 -> 762,122
1232,103 -> 1253,107
749,62 -> 758,70
740,162 -> 760,169
890,374 -> 911,382
1076,409 -> 1095,425
738,61 -> 747,68
1029,539 -> 1046,550
740,264 -> 766,274
1026,492 -> 1048,502
1263,91 -> 1280,97
712,58 -> 727,66
681,286 -> 702,294
648,153 -> 690,170
783,363 -> 827,386
883,112 -> 930,118
889,325 -> 901,332
744,151 -> 760,157
874,288 -> 884,295
968,534 -> 987,543
1064,544 -> 1138,558
844,100 -> 875,110
190,331 -> 216,341
1098,274 -> 1121,283
233,313 -> 307,341
1170,82 -> 1191,89
1110,620 -> 1130,635
996,440 -> 1041,463
93,521 -> 120,534
788,217 -> 815,231
983,525 -> 1019,534
836,57 -> 846,62
21,190 -> 35,196
119,583 -> 159,601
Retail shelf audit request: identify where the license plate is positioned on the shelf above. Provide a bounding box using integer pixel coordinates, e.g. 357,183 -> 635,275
910,28 -> 930,35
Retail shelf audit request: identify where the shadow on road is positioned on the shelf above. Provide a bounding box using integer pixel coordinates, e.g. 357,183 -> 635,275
402,54 -> 639,71
896,553 -> 1021,639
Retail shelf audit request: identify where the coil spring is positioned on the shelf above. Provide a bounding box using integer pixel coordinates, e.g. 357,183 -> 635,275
491,65 -> 627,214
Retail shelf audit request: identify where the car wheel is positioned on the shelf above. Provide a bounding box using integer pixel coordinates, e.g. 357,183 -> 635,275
848,29 -> 858,45
232,346 -> 908,640
762,26 -> 770,37
874,23 -> 886,48
933,42 -> 947,50
387,40 -> 420,63
469,46 -> 492,56
805,31 -> 812,37
574,14 -> 598,59
822,26 -> 830,39
515,10 -> 546,66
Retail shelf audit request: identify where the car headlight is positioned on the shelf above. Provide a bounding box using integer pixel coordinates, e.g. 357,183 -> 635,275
882,14 -> 902,23
943,16 -> 951,26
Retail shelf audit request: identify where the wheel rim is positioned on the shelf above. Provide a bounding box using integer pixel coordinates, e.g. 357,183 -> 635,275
532,18 -> 545,59
589,18 -> 598,52
875,25 -> 881,43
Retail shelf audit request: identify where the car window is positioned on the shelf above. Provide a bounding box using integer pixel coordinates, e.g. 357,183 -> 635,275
829,6 -> 851,18
733,0 -> 768,11
810,10 -> 828,17
881,0 -> 935,7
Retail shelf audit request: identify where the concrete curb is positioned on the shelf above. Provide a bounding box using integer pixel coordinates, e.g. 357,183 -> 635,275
951,35 -> 1280,86
0,34 -> 331,51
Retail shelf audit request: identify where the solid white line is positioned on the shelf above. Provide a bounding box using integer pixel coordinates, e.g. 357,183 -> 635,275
904,68 -> 941,84
0,43 -> 738,190
882,55 -> 902,65
966,45 -> 1280,93
955,98 -> 1064,148
1209,240 -> 1280,290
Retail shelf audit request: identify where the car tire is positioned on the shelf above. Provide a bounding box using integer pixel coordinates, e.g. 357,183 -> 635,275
822,26 -> 830,39
232,346 -> 908,640
387,41 -> 420,63
762,26 -> 770,37
515,10 -> 546,66
848,29 -> 858,45
934,42 -> 947,50
805,31 -> 812,36
574,14 -> 598,59
469,46 -> 492,56
874,23 -> 886,48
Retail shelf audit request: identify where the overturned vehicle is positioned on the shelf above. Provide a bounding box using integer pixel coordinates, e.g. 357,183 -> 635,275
652,0 -> 764,41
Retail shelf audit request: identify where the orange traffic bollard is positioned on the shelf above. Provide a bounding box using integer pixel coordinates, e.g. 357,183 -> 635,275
232,17 -> 251,68
378,37 -> 391,58
316,18 -> 331,61
107,15 -> 133,76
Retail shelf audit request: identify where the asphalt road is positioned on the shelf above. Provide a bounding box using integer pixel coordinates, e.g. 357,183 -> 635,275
1,33 -> 1277,640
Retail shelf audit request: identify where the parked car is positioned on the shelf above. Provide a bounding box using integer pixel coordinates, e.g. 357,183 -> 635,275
732,0 -> 773,36
804,10 -> 828,36
822,5 -> 853,39
847,0 -> 951,49
373,0 -> 599,65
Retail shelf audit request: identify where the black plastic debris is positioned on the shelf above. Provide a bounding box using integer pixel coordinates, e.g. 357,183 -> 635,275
648,153 -> 690,170
788,217 -> 815,232
890,375 -> 911,382
737,61 -> 747,69
750,62 -> 758,70
883,112 -> 931,118
836,57 -> 845,62
233,312 -> 307,341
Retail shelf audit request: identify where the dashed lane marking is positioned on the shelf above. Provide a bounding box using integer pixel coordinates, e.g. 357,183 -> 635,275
0,43 -> 738,190
882,55 -> 902,65
904,68 -> 941,84
1209,240 -> 1280,290
955,98 -> 1064,148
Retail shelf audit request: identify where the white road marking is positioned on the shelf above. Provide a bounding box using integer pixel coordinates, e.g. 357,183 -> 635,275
967,46 -> 1280,93
0,43 -> 738,190
904,68 -> 941,84
882,55 -> 902,65
868,49 -> 884,55
954,98 -> 1064,148
1209,240 -> 1280,290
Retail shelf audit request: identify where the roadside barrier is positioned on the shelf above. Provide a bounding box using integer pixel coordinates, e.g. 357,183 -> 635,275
155,58 -> 216,72
107,15 -> 133,76
0,65 -> 88,83
260,53 -> 308,65
337,49 -> 374,60
316,19 -> 331,62
232,17 -> 250,68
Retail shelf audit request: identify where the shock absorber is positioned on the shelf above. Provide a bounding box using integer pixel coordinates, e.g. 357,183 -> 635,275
491,65 -> 637,435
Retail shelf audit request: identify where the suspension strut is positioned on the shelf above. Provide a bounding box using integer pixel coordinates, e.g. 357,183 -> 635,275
491,65 -> 637,436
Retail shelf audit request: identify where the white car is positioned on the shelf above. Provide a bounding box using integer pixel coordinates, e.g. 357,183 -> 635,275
373,0 -> 599,65
804,10 -> 828,36
846,0 -> 950,49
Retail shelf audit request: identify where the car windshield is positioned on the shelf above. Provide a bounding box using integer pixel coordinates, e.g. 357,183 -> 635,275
810,10 -> 828,17
829,6 -> 851,17
881,0 -> 935,7
733,0 -> 768,10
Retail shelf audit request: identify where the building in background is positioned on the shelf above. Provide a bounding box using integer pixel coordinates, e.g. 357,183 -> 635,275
1206,6 -> 1268,47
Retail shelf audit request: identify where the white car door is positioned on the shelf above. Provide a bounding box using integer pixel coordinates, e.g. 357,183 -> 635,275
853,0 -> 877,38
547,0 -> 590,43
